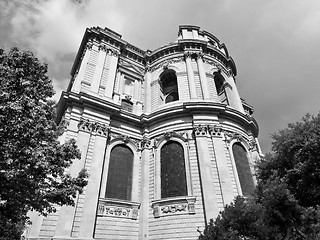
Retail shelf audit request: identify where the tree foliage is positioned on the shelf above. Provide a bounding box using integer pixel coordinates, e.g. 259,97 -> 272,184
199,113 -> 320,240
0,47 -> 87,239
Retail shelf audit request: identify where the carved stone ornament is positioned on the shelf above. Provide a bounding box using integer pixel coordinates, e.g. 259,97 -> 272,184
208,124 -> 223,137
85,41 -> 93,50
150,56 -> 184,72
224,131 -> 248,148
78,118 -> 110,137
140,137 -> 151,150
108,48 -> 120,57
193,125 -> 208,136
124,94 -> 132,101
249,139 -> 258,151
151,196 -> 196,218
154,131 -> 188,147
97,198 -> 140,220
109,132 -> 140,149
203,58 -> 231,77
195,51 -> 204,59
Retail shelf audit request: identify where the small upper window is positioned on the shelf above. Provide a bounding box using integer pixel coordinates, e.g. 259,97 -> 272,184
213,72 -> 225,94
160,69 -> 179,103
232,143 -> 255,196
121,99 -> 133,112
124,77 -> 134,96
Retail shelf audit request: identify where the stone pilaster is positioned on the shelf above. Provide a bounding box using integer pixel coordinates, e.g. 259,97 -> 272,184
196,52 -> 210,100
72,42 -> 92,93
105,49 -> 119,99
193,125 -> 219,221
144,67 -> 152,113
91,45 -> 107,93
184,52 -> 197,99
208,125 -> 234,205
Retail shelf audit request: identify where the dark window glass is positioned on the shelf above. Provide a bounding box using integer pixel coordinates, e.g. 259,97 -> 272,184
160,69 -> 179,102
214,72 -> 224,94
106,145 -> 133,201
161,141 -> 187,198
232,143 -> 255,196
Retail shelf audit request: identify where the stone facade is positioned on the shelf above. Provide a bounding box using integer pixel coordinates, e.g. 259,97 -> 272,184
26,25 -> 262,240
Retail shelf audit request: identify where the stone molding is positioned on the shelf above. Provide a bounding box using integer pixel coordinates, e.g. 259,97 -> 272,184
77,118 -> 110,137
149,56 -> 184,72
153,130 -> 189,148
109,132 -> 140,149
151,196 -> 196,218
203,58 -> 232,77
97,198 -> 140,220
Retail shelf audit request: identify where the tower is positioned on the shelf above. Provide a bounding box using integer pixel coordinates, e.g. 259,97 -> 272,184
27,25 -> 262,240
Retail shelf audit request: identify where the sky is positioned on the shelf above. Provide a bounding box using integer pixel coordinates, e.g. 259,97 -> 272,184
1,0 -> 320,153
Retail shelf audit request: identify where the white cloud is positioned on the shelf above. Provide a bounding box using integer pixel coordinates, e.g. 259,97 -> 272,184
8,0 -> 125,63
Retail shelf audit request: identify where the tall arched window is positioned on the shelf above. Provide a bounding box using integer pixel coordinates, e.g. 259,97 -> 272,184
232,143 -> 255,196
213,71 -> 225,94
160,141 -> 187,198
106,145 -> 134,201
159,69 -> 179,103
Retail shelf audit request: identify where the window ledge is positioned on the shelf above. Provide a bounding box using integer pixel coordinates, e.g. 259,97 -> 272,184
151,196 -> 196,218
97,198 -> 140,220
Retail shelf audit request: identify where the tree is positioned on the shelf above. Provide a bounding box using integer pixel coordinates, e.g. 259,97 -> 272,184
0,47 -> 87,239
199,113 -> 320,240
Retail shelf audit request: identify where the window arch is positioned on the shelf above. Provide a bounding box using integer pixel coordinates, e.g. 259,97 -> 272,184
105,144 -> 134,201
159,69 -> 179,103
160,141 -> 187,198
232,143 -> 255,196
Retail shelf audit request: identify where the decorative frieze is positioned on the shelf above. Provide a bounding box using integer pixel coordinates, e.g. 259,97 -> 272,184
109,131 -> 140,149
98,43 -> 120,57
154,131 -> 189,147
78,118 -> 109,137
151,196 -> 196,218
203,58 -> 231,77
97,198 -> 140,220
149,56 -> 184,72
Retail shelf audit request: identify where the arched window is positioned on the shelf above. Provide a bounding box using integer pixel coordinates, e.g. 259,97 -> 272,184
160,141 -> 187,198
106,145 -> 134,201
160,69 -> 179,103
213,71 -> 225,94
232,143 -> 255,196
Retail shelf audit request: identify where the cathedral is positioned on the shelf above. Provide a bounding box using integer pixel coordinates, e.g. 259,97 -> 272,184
26,25 -> 262,240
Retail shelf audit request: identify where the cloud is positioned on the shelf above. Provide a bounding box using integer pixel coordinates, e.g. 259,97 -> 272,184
1,0 -> 320,153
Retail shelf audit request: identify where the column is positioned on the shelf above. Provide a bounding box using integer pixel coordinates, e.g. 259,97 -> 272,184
72,43 -> 91,93
138,139 -> 151,239
104,50 -> 119,99
144,69 -> 152,113
91,45 -> 107,93
184,52 -> 197,99
196,52 -> 210,100
193,125 -> 219,221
